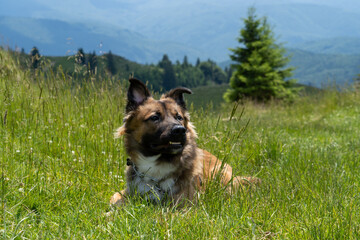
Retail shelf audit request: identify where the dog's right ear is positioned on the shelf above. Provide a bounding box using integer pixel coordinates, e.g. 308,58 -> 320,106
164,87 -> 192,110
126,78 -> 151,113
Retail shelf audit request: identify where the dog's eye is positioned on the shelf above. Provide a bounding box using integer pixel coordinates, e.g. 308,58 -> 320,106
175,114 -> 183,121
148,115 -> 160,122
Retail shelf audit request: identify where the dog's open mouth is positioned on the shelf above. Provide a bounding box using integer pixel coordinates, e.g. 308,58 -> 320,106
168,141 -> 182,147
150,141 -> 184,153
151,141 -> 183,149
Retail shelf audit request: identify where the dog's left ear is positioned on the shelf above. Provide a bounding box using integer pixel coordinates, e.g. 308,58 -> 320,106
126,78 -> 151,113
164,87 -> 192,109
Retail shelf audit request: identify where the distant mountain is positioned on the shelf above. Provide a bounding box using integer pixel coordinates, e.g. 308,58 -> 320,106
219,49 -> 360,87
288,49 -> 360,86
0,16 -> 206,63
2,2 -> 360,62
290,37 -> 360,55
120,3 -> 360,61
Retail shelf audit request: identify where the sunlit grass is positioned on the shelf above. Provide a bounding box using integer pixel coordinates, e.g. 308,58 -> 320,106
1,49 -> 360,239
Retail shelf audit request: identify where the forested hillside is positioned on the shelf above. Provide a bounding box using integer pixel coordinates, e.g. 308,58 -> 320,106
288,49 -> 360,86
12,44 -> 360,90
10,49 -> 230,92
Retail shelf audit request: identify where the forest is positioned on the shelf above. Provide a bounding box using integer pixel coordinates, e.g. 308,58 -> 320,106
10,47 -> 232,92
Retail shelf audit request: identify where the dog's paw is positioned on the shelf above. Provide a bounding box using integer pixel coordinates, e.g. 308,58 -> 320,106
110,191 -> 126,206
243,176 -> 261,185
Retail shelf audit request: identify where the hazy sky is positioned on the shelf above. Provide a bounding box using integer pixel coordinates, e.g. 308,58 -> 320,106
2,0 -> 360,27
2,0 -> 360,62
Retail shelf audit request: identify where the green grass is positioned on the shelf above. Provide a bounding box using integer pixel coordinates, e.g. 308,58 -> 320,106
1,49 -> 360,239
186,83 -> 321,110
186,84 -> 229,109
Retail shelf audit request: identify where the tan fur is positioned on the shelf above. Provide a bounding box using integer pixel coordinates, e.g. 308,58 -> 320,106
110,80 -> 260,207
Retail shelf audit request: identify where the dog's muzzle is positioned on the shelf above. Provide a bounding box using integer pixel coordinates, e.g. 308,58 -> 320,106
149,125 -> 187,154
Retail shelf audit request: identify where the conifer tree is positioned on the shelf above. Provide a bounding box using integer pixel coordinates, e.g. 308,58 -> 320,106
224,7 -> 298,102
195,58 -> 201,67
158,54 -> 176,90
30,46 -> 41,69
105,50 -> 117,75
75,48 -> 86,65
182,55 -> 189,68
87,51 -> 97,74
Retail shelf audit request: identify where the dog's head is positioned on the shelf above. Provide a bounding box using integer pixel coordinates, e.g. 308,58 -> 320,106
116,78 -> 196,157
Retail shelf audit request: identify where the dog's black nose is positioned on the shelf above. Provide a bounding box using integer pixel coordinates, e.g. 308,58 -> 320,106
171,125 -> 186,135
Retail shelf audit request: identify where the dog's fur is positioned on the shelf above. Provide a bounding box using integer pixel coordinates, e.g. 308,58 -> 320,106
110,78 -> 259,206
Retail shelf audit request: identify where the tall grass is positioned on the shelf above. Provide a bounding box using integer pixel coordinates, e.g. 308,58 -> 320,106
1,49 -> 360,239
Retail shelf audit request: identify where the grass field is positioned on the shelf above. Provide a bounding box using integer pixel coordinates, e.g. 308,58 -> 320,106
185,84 -> 229,110
1,49 -> 360,239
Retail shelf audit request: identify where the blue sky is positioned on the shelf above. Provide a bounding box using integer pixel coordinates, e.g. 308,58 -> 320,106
2,0 -> 360,63
2,0 -> 360,28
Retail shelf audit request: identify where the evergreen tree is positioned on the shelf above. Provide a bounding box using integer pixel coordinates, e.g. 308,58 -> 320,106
105,50 -> 117,75
87,51 -> 97,74
199,61 -> 213,83
182,55 -> 189,68
75,48 -> 86,65
199,60 -> 227,84
212,66 -> 227,84
30,46 -> 41,69
158,54 -> 176,90
195,58 -> 201,67
224,7 -> 298,102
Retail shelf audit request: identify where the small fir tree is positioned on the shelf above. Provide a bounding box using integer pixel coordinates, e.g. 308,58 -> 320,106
30,46 -> 41,69
195,58 -> 201,67
105,50 -> 117,75
75,48 -> 86,65
224,7 -> 298,102
158,54 -> 176,90
182,55 -> 189,68
87,51 -> 97,74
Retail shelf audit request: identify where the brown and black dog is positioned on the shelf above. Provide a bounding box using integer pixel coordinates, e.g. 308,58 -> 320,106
110,78 -> 259,206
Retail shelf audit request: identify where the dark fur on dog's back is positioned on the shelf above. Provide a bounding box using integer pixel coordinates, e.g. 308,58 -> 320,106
110,79 -> 260,206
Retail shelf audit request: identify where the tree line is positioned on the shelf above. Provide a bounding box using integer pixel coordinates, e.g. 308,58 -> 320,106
22,46 -> 231,92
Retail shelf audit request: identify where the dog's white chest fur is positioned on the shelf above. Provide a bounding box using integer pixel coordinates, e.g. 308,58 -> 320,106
129,153 -> 178,201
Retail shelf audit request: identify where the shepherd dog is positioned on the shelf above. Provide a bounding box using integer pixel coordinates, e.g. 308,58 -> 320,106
110,78 -> 260,206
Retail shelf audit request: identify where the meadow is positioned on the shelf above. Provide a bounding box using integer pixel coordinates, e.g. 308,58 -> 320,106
1,49 -> 360,239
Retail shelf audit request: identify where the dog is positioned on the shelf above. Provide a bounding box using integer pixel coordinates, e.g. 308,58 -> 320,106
110,78 -> 260,206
